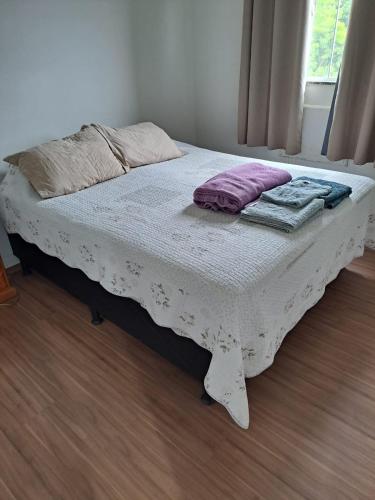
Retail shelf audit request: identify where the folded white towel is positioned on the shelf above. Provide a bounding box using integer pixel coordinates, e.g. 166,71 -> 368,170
240,198 -> 325,232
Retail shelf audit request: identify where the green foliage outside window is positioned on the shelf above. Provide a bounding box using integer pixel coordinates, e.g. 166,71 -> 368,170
308,0 -> 352,80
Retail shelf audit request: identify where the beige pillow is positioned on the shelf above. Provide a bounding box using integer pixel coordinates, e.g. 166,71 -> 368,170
3,126 -> 126,198
92,122 -> 183,168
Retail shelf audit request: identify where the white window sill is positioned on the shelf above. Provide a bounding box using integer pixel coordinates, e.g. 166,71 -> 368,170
304,103 -> 331,110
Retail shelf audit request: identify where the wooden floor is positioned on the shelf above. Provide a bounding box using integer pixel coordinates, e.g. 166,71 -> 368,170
0,252 -> 375,500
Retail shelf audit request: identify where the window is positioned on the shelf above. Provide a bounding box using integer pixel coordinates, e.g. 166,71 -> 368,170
307,0 -> 352,82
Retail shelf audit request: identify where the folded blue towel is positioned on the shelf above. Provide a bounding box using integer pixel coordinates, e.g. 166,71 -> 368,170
240,198 -> 324,233
261,179 -> 332,208
295,177 -> 352,209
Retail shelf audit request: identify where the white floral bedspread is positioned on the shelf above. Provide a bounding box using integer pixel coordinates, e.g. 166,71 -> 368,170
1,143 -> 374,428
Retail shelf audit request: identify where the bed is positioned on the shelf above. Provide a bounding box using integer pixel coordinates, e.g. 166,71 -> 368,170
1,142 -> 374,428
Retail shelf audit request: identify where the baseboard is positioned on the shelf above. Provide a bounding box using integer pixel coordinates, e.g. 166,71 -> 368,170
3,253 -> 19,269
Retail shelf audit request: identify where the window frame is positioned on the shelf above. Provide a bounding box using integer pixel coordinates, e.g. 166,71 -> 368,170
307,0 -> 350,84
306,77 -> 336,85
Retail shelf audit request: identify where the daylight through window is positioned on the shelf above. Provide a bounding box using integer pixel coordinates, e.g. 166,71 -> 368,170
307,0 -> 352,81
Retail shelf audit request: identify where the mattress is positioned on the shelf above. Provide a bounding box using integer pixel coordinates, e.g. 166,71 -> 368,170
1,142 -> 375,428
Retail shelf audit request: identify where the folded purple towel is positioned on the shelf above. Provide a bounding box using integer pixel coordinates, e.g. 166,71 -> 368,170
193,163 -> 292,214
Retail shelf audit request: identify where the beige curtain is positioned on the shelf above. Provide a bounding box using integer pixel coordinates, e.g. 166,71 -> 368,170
238,0 -> 311,155
326,0 -> 375,165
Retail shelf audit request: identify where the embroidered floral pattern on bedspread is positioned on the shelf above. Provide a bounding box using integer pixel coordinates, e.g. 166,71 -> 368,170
0,145 -> 374,429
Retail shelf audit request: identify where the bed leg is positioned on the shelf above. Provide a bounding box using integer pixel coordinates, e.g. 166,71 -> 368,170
20,260 -> 32,276
201,389 -> 215,406
90,307 -> 103,325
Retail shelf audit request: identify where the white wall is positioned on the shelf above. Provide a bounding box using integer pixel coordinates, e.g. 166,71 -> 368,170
191,0 -> 244,155
131,0 -> 197,144
0,0 -> 139,267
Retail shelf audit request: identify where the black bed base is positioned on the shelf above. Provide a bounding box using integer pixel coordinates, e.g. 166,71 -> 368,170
9,234 -> 213,404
